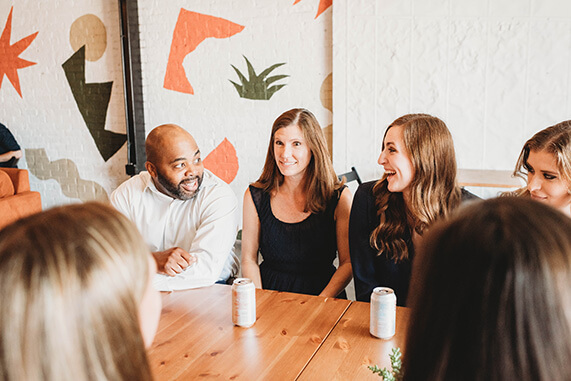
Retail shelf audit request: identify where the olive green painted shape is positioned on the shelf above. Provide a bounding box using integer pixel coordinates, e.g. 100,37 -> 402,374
229,56 -> 288,100
62,46 -> 126,161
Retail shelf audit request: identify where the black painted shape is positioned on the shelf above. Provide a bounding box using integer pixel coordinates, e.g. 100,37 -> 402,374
119,0 -> 146,175
62,46 -> 126,161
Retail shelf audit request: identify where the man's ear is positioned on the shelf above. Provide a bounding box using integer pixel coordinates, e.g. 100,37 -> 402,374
145,161 -> 157,178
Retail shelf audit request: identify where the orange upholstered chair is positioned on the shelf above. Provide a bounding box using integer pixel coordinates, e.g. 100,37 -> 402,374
0,168 -> 42,230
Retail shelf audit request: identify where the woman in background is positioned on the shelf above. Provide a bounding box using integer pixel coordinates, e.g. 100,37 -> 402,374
350,114 -> 477,305
508,120 -> 571,217
404,197 -> 571,381
0,203 -> 161,381
242,108 -> 352,297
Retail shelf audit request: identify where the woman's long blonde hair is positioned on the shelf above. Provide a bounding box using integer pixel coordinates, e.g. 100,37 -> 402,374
510,120 -> 571,197
0,202 -> 154,381
252,108 -> 342,213
370,114 -> 462,261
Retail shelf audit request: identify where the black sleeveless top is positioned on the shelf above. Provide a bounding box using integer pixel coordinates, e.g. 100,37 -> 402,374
250,185 -> 347,297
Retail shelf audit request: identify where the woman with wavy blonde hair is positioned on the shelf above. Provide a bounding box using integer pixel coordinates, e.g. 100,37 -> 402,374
349,114 -> 476,305
0,202 -> 161,381
506,120 -> 571,217
242,108 -> 352,297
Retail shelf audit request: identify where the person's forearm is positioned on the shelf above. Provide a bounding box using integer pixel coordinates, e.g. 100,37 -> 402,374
241,260 -> 262,288
0,150 -> 20,162
319,262 -> 353,298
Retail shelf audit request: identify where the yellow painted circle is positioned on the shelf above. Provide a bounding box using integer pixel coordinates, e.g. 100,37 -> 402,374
70,14 -> 106,62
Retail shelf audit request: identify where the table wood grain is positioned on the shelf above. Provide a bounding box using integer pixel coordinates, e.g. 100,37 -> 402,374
148,285 -> 351,380
297,301 -> 410,380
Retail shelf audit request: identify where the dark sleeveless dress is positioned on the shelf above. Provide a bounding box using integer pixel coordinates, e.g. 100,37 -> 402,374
249,185 -> 347,298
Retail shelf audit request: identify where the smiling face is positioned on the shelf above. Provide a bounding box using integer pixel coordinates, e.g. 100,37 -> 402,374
378,124 -> 415,196
146,126 -> 204,200
526,149 -> 571,216
273,124 -> 313,181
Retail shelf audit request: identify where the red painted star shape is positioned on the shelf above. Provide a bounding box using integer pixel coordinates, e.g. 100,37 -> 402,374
0,7 -> 38,97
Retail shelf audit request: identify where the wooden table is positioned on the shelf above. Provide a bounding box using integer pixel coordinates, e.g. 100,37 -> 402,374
298,301 -> 410,380
148,285 -> 351,380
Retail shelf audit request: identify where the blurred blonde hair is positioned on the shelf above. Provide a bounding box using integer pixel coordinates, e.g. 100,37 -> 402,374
0,202 -> 153,381
370,114 -> 462,261
253,108 -> 342,213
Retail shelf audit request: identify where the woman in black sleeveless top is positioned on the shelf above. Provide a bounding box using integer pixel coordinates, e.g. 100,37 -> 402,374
242,108 -> 352,297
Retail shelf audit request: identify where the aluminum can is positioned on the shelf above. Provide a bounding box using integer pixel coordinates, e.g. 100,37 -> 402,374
232,278 -> 256,327
370,287 -> 396,339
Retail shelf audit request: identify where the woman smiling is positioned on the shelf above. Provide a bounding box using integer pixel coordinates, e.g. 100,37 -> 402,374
349,114 -> 477,305
241,108 -> 353,298
508,121 -> 571,217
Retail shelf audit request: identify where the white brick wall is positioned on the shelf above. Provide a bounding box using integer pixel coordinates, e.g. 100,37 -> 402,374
5,1 -> 567,210
333,0 -> 571,183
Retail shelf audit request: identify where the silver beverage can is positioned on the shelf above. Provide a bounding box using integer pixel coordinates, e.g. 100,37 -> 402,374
370,287 -> 396,339
232,278 -> 256,327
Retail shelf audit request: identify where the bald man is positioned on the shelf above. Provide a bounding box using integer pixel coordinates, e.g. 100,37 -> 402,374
111,124 -> 239,291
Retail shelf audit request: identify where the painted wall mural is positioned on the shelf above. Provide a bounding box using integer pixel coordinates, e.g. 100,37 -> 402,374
203,138 -> 239,184
320,72 -> 333,156
0,6 -> 38,98
230,56 -> 288,100
26,148 -> 109,202
62,14 -> 126,161
293,0 -> 332,19
164,9 -> 245,94
3,1 -> 331,208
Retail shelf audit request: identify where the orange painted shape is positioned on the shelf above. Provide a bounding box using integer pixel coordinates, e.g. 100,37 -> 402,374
203,138 -> 239,184
315,0 -> 333,18
0,7 -> 38,97
292,0 -> 331,18
164,9 -> 244,94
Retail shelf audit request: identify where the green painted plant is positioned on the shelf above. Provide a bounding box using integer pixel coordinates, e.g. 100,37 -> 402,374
368,348 -> 403,381
230,56 -> 288,100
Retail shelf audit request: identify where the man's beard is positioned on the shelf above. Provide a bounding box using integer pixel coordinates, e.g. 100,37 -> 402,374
156,170 -> 203,200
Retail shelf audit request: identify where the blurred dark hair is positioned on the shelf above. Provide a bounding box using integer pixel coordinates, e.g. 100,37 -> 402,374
404,197 -> 571,381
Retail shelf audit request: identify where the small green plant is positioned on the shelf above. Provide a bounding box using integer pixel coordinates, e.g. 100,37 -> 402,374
229,56 -> 288,100
368,347 -> 403,381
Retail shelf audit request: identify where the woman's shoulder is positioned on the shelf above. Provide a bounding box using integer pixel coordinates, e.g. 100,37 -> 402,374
355,179 -> 380,199
248,184 -> 270,207
460,187 -> 480,201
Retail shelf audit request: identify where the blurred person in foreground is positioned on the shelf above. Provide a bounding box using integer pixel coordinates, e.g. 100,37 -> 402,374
0,202 -> 161,381
403,197 -> 571,381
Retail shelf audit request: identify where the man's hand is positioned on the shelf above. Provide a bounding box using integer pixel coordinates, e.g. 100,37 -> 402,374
152,247 -> 197,276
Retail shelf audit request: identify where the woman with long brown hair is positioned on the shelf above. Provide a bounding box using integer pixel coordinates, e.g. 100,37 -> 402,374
241,108 -> 352,297
506,120 -> 571,217
349,114 -> 476,305
0,203 -> 161,381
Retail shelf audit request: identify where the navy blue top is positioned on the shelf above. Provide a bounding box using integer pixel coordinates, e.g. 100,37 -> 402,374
0,123 -> 21,168
349,180 -> 478,306
250,185 -> 347,297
